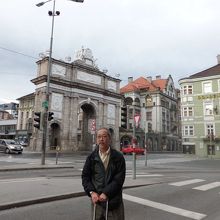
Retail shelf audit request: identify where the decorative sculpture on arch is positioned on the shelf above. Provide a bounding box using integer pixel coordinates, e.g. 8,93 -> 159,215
75,47 -> 97,67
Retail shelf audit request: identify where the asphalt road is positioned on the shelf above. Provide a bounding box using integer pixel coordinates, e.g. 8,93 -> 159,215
1,175 -> 220,220
0,152 -> 220,219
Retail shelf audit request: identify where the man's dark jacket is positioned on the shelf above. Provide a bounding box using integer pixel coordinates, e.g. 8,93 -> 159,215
82,147 -> 126,210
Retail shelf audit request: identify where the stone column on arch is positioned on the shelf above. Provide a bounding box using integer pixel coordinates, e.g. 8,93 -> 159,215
68,96 -> 78,151
103,102 -> 108,127
61,95 -> 72,151
97,100 -> 105,129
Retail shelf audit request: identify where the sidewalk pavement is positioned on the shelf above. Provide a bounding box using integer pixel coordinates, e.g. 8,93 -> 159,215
0,164 -> 161,211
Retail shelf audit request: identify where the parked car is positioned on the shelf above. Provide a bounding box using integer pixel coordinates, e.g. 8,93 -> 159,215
121,145 -> 145,155
19,141 -> 28,147
0,139 -> 23,154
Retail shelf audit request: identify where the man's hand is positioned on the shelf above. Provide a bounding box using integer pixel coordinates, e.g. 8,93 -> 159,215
91,192 -> 99,204
99,193 -> 108,202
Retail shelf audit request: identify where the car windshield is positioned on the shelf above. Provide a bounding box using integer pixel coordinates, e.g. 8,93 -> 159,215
5,140 -> 16,145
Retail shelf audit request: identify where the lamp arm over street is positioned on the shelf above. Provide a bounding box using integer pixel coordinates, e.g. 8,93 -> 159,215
36,0 -> 53,7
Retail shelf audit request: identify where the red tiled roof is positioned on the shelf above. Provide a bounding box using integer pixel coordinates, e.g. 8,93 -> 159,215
120,77 -> 167,94
152,79 -> 167,90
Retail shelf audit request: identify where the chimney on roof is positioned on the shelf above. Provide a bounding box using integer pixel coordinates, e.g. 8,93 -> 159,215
146,76 -> 152,82
128,77 -> 133,83
217,55 -> 220,64
156,75 -> 161,80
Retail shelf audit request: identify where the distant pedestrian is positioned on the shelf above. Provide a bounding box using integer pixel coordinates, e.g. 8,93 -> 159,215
82,127 -> 126,220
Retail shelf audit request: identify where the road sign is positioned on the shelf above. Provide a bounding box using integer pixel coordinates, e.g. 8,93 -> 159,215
134,115 -> 141,128
42,101 -> 48,108
91,119 -> 96,133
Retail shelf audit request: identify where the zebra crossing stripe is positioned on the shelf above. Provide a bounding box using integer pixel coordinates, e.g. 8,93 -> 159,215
126,174 -> 163,177
123,193 -> 206,220
193,182 -> 220,191
169,179 -> 205,186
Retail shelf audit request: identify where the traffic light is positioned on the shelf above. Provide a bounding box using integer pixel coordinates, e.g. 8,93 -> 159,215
121,106 -> 127,129
33,112 -> 41,130
48,112 -> 54,121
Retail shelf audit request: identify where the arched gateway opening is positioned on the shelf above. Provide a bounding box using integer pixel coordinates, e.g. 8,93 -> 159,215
78,103 -> 96,151
50,123 -> 61,150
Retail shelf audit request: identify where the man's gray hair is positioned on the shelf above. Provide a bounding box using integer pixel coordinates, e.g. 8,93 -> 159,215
96,127 -> 111,139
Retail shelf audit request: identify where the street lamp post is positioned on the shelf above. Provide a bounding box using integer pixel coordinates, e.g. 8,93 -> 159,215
36,0 -> 84,165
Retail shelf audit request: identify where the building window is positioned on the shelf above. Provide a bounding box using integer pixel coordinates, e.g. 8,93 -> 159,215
135,109 -> 141,115
129,109 -> 133,119
148,123 -> 152,132
204,102 -> 213,116
208,145 -> 215,155
206,124 -> 214,136
188,107 -> 193,116
27,121 -> 32,131
146,112 -> 152,120
188,85 -> 193,94
203,82 -> 212,94
20,112 -> 24,129
183,125 -> 194,136
183,85 -> 193,95
183,107 -> 193,117
188,97 -> 193,102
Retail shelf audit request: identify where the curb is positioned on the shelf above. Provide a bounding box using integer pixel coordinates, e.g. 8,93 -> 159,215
0,165 -> 74,172
0,192 -> 85,211
0,183 -> 159,211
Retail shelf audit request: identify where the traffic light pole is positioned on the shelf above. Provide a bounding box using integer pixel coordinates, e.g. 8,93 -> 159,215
144,125 -> 147,167
132,109 -> 136,180
42,111 -> 48,165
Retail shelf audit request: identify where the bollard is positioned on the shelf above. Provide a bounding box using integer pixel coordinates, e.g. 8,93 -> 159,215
56,146 -> 61,165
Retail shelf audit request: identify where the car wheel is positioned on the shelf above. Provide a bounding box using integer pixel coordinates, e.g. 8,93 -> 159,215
5,148 -> 10,154
18,152 -> 22,154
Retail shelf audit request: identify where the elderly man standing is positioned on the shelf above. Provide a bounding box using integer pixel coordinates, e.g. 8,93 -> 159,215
82,127 -> 126,220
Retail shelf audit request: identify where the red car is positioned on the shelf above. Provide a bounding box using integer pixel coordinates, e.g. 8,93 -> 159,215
121,145 -> 145,155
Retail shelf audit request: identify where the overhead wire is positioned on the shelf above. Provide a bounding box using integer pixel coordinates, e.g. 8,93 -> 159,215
0,46 -> 38,60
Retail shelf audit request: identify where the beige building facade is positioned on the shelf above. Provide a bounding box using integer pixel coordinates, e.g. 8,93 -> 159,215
16,93 -> 35,144
30,48 -> 122,152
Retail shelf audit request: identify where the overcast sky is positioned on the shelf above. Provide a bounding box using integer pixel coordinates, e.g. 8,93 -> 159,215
1,0 -> 220,103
